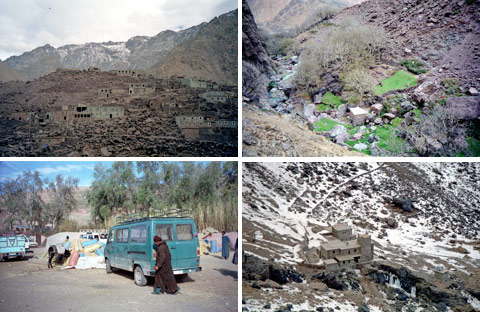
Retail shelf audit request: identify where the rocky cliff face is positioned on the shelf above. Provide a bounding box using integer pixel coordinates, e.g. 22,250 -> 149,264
4,13 -> 227,82
150,10 -> 238,86
247,0 -> 365,34
242,0 -> 275,99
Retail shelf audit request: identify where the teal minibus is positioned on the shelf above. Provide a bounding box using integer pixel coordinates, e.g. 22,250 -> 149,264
105,216 -> 201,286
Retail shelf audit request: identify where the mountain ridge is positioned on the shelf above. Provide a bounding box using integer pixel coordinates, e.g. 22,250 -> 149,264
4,11 -> 235,84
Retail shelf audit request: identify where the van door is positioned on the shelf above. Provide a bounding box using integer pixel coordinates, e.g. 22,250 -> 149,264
174,223 -> 197,271
154,223 -> 177,269
114,227 -> 130,270
105,228 -> 115,264
128,224 -> 148,271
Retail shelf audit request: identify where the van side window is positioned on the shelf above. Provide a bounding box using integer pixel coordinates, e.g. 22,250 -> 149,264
107,229 -> 114,243
155,224 -> 173,241
131,225 -> 147,243
116,228 -> 129,243
176,224 -> 193,241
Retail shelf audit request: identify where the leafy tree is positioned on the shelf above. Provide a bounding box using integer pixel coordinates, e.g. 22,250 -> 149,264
45,174 -> 79,229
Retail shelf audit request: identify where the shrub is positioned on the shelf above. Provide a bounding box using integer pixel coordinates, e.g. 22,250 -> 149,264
297,17 -> 386,88
341,65 -> 376,103
401,59 -> 427,74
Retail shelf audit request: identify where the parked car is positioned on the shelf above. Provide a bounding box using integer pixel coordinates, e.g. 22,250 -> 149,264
105,216 -> 201,286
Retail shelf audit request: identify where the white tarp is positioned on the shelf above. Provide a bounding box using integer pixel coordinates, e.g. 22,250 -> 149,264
46,232 -> 80,247
75,256 -> 106,269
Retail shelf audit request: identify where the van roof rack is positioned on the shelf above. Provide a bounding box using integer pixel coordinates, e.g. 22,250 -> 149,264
115,207 -> 192,224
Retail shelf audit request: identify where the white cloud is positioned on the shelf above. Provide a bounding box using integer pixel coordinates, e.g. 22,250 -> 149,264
0,0 -> 237,60
35,164 -> 93,175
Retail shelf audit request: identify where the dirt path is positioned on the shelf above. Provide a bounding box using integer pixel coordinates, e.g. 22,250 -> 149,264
243,106 -> 365,157
0,252 -> 238,312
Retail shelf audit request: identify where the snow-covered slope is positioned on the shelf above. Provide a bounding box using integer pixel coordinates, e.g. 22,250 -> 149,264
243,162 -> 480,311
244,162 -> 480,265
4,18 -> 205,80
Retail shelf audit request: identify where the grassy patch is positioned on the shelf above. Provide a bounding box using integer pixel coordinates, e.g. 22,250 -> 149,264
313,118 -> 350,132
413,109 -> 422,118
322,91 -> 344,108
374,70 -> 418,95
316,91 -> 345,111
391,117 -> 404,127
466,137 -> 480,156
401,59 -> 427,75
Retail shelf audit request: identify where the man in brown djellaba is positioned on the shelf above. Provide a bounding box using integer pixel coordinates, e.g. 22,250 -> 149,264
152,235 -> 179,295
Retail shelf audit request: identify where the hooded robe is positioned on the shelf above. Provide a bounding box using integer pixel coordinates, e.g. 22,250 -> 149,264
222,234 -> 230,259
155,241 -> 177,293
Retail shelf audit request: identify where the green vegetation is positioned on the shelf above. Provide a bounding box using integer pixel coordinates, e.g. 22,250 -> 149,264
374,70 -> 418,95
0,171 -> 78,232
314,117 -> 407,155
466,137 -> 480,156
401,59 -> 427,74
313,118 -> 348,132
413,109 -> 422,118
316,91 -> 344,111
87,162 -> 238,231
297,17 -> 386,89
322,91 -> 343,107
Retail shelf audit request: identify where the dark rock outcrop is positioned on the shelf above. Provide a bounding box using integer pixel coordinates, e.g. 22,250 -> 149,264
242,0 -> 275,99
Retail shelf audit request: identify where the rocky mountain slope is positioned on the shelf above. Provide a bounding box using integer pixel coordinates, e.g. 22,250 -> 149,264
151,10 -> 238,86
247,0 -> 365,33
4,11 -> 236,84
243,162 -> 480,311
332,0 -> 480,93
0,61 -> 26,82
243,0 -> 480,157
242,0 -> 275,99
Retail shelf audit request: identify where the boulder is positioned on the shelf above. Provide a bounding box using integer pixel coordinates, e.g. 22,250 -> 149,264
329,125 -> 348,138
468,87 -> 479,96
305,247 -> 320,263
386,218 -> 397,228
426,137 -> 444,154
383,113 -> 396,120
303,103 -> 317,119
314,93 -> 323,104
358,303 -> 370,312
371,104 -> 384,114
401,101 -> 416,111
353,133 -> 363,141
393,198 -> 413,212
354,143 -> 368,151
446,96 -> 480,120
454,135 -> 468,151
337,104 -> 348,118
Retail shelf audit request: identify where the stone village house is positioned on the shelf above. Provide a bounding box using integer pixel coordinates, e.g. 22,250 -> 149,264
319,223 -> 374,272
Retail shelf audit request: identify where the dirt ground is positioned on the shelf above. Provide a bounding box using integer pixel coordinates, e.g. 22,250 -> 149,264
0,248 -> 238,312
243,106 -> 365,157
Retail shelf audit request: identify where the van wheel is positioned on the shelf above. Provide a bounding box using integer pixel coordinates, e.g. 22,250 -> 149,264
105,258 -> 113,274
134,266 -> 147,286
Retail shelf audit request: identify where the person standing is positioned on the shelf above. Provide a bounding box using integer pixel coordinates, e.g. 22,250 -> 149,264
232,238 -> 238,265
221,231 -> 230,260
152,235 -> 178,295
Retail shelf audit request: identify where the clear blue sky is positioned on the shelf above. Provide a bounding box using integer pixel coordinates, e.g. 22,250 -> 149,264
0,161 -> 212,186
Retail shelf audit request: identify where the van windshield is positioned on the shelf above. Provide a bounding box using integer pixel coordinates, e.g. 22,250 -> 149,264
155,224 -> 173,241
176,224 -> 193,241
